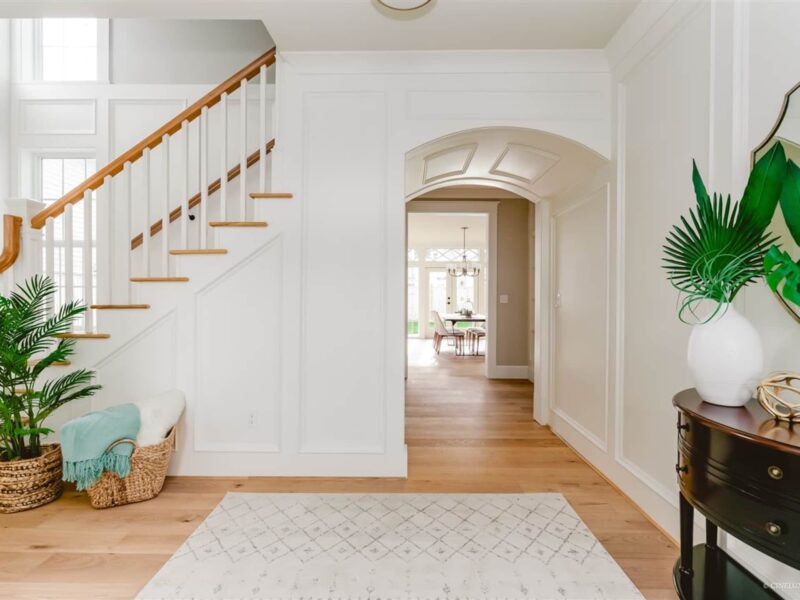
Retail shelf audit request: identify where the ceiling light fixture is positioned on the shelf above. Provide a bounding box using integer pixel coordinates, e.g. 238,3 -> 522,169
376,0 -> 432,11
448,227 -> 481,279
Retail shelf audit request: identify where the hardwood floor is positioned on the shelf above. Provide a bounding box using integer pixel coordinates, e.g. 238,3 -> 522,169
0,339 -> 677,599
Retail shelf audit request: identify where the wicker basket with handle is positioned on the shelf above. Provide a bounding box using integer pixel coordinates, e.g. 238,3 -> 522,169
86,427 -> 175,509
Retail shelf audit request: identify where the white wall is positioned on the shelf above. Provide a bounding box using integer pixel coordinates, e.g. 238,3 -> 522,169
546,0 -> 800,594
110,19 -> 272,84
0,20 -> 10,215
272,49 -> 612,474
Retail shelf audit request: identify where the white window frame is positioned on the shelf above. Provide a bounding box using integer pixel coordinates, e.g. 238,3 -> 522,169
32,149 -> 97,201
25,18 -> 109,83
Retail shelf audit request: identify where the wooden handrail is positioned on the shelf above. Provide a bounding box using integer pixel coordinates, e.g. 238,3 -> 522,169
0,215 -> 22,273
31,47 -> 277,230
130,139 -> 274,250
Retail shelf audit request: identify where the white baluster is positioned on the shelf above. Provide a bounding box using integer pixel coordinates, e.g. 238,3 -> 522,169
259,64 -> 267,192
45,216 -> 55,313
200,106 -> 209,248
142,147 -> 151,276
98,175 -> 112,305
83,189 -> 93,331
64,204 -> 74,306
161,133 -> 170,274
239,77 -> 247,221
180,121 -> 189,249
220,93 -> 228,221
123,161 -> 132,302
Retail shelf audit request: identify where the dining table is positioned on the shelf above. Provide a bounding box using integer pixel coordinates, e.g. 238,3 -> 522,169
443,313 -> 486,327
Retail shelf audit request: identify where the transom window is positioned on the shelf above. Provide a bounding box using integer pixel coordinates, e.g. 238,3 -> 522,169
38,19 -> 98,81
424,248 -> 481,263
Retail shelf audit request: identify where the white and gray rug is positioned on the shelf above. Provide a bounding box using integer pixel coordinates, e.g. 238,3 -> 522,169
138,493 -> 642,600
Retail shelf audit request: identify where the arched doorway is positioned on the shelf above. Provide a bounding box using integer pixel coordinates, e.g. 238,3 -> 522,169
404,127 -> 607,425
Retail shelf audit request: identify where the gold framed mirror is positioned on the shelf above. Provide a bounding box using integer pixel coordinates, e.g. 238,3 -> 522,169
753,81 -> 800,323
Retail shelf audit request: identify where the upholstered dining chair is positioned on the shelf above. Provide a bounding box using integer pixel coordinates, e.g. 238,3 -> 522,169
432,310 -> 465,355
466,325 -> 486,356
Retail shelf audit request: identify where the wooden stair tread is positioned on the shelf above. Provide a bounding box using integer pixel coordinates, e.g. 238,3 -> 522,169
91,304 -> 150,309
54,332 -> 111,339
250,192 -> 293,199
208,221 -> 268,228
130,277 -> 190,282
169,249 -> 228,255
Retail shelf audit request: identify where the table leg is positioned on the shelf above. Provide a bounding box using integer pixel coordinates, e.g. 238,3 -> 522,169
679,491 -> 694,577
706,519 -> 717,551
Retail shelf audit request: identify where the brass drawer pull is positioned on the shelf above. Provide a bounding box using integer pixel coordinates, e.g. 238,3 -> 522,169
768,466 -> 784,480
766,522 -> 783,537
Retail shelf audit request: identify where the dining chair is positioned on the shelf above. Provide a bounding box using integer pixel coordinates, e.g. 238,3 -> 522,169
432,310 -> 465,355
466,324 -> 486,356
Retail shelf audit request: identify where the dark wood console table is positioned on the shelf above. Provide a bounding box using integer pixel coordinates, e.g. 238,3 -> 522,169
673,388 -> 800,599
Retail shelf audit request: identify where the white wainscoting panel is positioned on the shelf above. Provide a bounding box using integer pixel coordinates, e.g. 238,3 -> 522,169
194,240 -> 283,453
91,311 -> 178,409
407,91 -> 607,122
552,185 -> 609,450
618,4 -> 710,495
109,99 -> 187,156
19,99 -> 96,135
300,91 -> 387,454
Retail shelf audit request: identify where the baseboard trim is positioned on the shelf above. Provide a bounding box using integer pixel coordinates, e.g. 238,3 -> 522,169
550,424 -> 679,547
488,365 -> 529,379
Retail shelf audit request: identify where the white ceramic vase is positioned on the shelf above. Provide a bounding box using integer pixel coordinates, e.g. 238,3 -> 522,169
687,303 -> 764,407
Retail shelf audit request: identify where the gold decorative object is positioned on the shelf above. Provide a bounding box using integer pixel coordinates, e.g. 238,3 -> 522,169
757,373 -> 800,421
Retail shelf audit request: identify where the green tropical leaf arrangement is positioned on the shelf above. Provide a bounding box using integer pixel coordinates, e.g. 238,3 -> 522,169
663,143 -> 786,323
0,275 -> 101,461
764,158 -> 800,307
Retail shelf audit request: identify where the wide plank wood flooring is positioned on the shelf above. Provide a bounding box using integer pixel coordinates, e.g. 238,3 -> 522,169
0,339 -> 677,599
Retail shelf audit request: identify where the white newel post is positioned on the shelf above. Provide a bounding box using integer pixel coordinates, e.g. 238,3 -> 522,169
1,199 -> 46,294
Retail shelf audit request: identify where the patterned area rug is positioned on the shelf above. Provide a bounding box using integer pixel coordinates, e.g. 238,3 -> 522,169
138,493 -> 642,600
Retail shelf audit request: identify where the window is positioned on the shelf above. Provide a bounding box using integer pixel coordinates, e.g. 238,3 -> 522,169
38,19 -> 98,81
407,248 -> 419,262
39,156 -> 97,321
407,267 -> 419,336
424,248 -> 481,263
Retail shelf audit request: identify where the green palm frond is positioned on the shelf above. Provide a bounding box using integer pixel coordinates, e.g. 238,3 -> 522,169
664,146 -> 785,323
0,276 -> 100,460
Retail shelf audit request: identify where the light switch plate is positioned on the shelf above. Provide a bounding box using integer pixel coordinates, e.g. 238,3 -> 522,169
500,294 -> 509,304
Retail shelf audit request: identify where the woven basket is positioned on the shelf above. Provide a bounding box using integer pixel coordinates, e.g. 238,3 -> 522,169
0,444 -> 63,513
86,428 -> 175,509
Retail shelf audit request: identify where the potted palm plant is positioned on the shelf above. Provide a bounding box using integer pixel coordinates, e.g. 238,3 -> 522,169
663,143 -> 787,407
0,276 -> 100,513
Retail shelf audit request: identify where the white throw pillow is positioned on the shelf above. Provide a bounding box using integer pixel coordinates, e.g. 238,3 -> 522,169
134,389 -> 186,447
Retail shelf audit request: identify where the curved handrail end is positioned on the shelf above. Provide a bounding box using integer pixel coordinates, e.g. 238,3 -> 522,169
0,214 -> 23,273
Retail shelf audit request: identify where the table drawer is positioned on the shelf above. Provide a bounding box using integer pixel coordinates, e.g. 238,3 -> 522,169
679,446 -> 800,570
680,414 -> 800,498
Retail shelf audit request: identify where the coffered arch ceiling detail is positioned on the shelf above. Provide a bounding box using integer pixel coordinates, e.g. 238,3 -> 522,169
406,127 -> 607,201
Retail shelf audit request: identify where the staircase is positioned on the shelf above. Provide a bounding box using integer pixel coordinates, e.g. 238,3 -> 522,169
1,47 -> 294,456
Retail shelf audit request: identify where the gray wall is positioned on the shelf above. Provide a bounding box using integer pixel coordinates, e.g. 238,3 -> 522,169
110,20 -> 272,84
496,197 -> 531,367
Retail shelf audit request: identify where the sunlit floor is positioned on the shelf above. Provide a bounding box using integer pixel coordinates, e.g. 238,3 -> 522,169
407,335 -> 485,367
1,339 -> 676,599
404,335 -> 677,599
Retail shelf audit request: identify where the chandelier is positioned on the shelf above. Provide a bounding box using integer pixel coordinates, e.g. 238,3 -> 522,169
448,227 -> 480,278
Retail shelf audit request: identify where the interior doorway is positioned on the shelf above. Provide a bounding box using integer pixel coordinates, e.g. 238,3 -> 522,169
407,210 -> 489,361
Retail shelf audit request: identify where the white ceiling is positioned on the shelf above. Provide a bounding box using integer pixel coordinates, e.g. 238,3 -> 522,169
408,212 -> 488,249
1,0 -> 641,51
259,0 -> 641,51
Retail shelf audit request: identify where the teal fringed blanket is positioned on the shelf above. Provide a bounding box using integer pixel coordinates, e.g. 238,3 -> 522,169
60,404 -> 141,491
